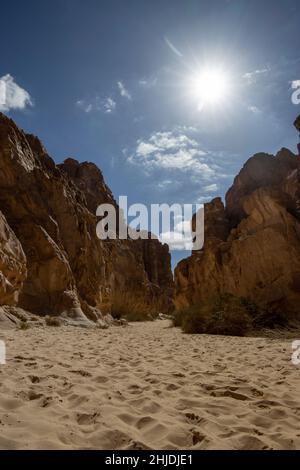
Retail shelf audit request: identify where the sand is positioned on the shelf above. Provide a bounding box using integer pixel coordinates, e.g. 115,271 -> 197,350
0,320 -> 299,450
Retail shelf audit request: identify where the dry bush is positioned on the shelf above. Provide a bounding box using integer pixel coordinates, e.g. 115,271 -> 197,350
111,292 -> 156,322
45,316 -> 62,327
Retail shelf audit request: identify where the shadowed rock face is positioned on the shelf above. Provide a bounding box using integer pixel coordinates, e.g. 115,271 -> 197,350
0,210 -> 26,305
0,113 -> 173,319
59,159 -> 174,314
175,117 -> 300,317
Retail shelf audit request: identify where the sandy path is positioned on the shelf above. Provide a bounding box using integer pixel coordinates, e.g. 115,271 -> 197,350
0,320 -> 299,450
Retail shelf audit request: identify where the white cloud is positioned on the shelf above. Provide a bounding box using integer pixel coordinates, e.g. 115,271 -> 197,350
164,37 -> 183,58
292,79 -> 300,88
160,217 -> 194,251
0,74 -> 33,112
243,67 -> 270,84
77,81 -> 132,114
248,105 -> 262,114
139,77 -> 157,88
126,128 -> 234,209
160,230 -> 193,251
136,141 -> 158,157
129,129 -> 213,176
76,96 -> 116,114
157,179 -> 174,190
117,81 -> 131,100
203,183 -> 218,193
196,195 -> 213,204
76,100 -> 93,113
103,97 -> 116,113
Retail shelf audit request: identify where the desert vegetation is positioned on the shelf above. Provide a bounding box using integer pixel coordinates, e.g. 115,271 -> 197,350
110,291 -> 156,322
173,294 -> 287,336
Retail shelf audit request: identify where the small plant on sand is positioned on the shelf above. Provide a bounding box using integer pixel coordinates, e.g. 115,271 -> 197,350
111,292 -> 156,322
174,294 -> 252,336
19,320 -> 30,330
45,316 -> 62,327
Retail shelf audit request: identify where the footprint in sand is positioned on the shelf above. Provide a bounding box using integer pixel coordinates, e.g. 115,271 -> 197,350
210,390 -> 250,401
29,375 -> 40,384
185,412 -> 204,424
76,412 -> 100,425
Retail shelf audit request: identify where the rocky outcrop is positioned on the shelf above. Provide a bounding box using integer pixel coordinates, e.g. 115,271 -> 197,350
59,158 -> 116,214
225,149 -> 298,227
175,116 -> 300,318
0,113 -> 173,320
194,197 -> 230,244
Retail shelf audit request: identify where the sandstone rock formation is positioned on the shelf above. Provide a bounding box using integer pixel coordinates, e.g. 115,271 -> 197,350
175,116 -> 300,318
295,115 -> 300,155
0,113 -> 173,321
59,158 -> 174,315
0,210 -> 26,306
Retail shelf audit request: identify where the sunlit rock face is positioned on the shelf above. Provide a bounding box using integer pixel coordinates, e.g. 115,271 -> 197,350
0,113 -> 173,319
225,149 -> 298,227
175,118 -> 300,317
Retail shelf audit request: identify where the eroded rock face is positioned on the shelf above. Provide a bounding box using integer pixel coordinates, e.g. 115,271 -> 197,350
59,158 -> 116,214
175,119 -> 300,317
59,159 -> 174,314
225,149 -> 298,227
0,113 -> 173,319
0,210 -> 26,306
199,197 -> 230,243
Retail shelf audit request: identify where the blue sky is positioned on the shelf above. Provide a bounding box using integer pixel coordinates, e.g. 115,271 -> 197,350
0,0 -> 299,268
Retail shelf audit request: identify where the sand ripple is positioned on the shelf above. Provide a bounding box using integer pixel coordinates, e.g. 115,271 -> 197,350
0,320 -> 300,450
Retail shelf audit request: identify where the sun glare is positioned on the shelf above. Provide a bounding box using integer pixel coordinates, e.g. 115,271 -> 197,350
189,67 -> 231,109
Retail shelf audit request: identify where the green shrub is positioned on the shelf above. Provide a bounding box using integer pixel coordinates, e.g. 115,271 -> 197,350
174,294 -> 252,336
174,294 -> 289,336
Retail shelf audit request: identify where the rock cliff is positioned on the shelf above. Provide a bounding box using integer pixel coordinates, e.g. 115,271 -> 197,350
175,116 -> 300,318
0,113 -> 173,322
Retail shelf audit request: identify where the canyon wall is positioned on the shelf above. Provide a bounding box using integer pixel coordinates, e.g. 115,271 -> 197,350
0,113 -> 173,321
175,116 -> 300,317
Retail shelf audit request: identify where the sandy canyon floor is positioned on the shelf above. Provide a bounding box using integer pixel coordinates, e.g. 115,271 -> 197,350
0,320 -> 300,450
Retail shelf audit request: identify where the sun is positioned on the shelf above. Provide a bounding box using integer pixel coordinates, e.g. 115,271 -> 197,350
189,67 -> 231,109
